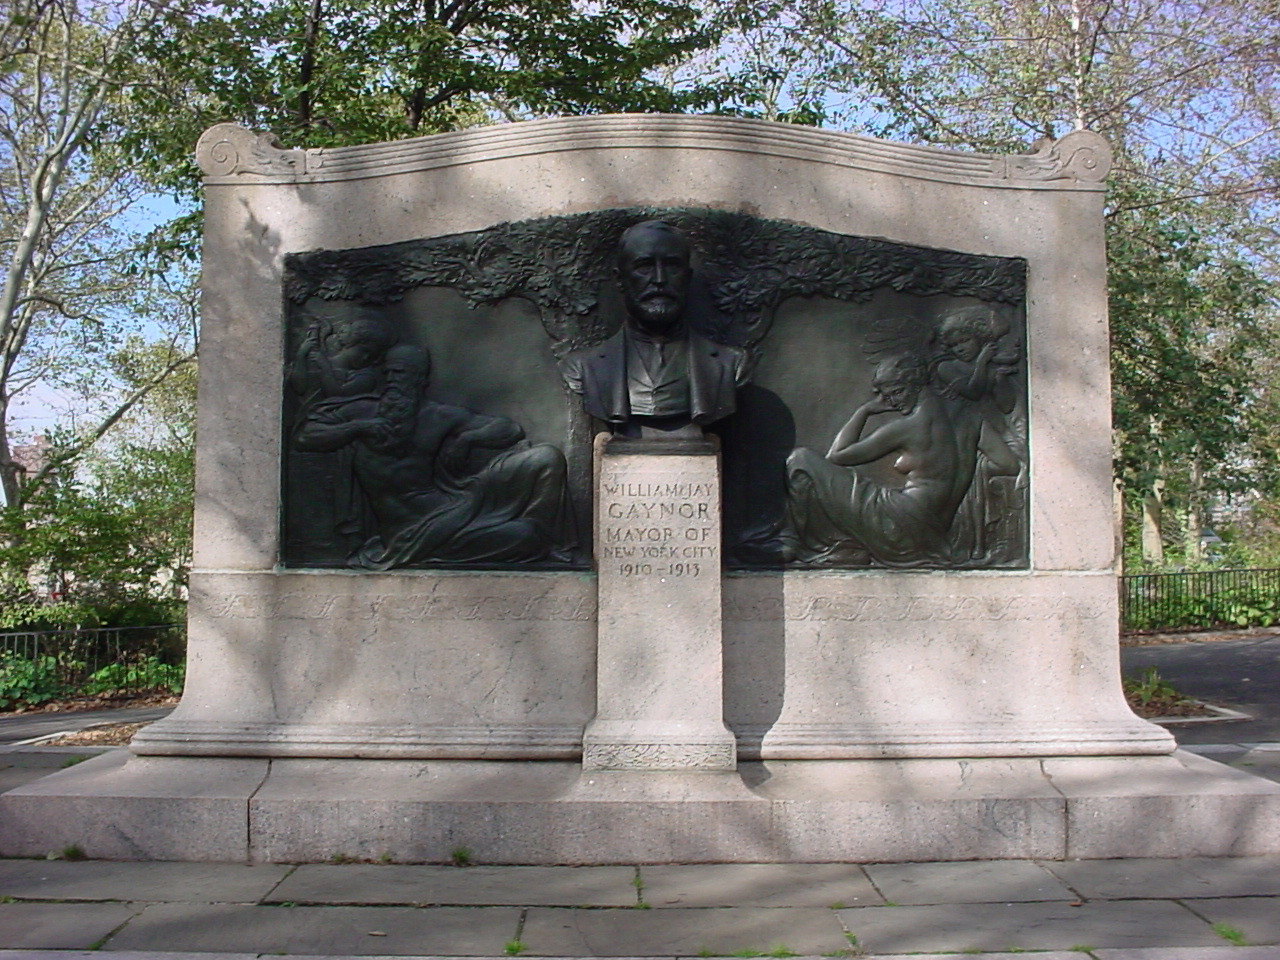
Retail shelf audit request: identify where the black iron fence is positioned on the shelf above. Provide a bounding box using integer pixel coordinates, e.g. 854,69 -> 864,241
1120,567 -> 1280,634
0,624 -> 186,709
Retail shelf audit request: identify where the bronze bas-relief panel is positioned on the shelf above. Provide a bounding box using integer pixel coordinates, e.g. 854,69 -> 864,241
280,208 -> 1028,570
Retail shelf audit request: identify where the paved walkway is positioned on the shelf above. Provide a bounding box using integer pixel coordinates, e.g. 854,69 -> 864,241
1121,633 -> 1280,743
0,849 -> 1278,958
0,706 -> 173,747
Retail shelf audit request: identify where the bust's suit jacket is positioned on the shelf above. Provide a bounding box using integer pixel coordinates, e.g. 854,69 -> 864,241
560,327 -> 747,426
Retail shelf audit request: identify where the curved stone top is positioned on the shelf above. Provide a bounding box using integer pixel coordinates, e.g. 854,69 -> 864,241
196,114 -> 1111,190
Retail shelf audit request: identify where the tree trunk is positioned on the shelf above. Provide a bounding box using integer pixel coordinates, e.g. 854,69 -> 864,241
1184,458 -> 1203,563
1142,480 -> 1165,566
1114,476 -> 1126,576
297,0 -> 324,130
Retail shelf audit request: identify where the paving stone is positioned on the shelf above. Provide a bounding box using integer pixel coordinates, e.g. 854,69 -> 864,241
1181,897 -> 1280,944
270,864 -> 638,906
639,862 -> 881,907
1185,745 -> 1251,760
1230,750 -> 1280,786
0,750 -> 103,769
1095,948 -> 1280,959
857,954 -> 1086,960
0,768 -> 48,792
0,902 -> 140,948
0,859 -> 292,902
102,903 -> 521,955
1043,856 -> 1280,899
863,859 -> 1075,904
0,953 -> 256,960
0,752 -> 99,793
836,899 -> 1221,953
522,906 -> 850,956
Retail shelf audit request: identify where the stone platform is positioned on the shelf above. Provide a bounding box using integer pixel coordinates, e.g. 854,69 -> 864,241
4,748 -> 1279,863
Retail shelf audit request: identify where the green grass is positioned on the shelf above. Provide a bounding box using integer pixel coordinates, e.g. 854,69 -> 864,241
450,846 -> 473,866
1213,922 -> 1248,946
823,932 -> 864,957
504,939 -> 527,956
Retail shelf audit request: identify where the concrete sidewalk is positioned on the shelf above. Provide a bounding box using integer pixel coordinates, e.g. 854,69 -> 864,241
0,851 -> 1279,958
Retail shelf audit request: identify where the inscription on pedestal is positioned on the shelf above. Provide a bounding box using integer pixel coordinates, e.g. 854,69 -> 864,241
584,439 -> 736,771
599,480 -> 717,580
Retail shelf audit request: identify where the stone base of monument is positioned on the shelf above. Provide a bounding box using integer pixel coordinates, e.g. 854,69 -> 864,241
584,435 -> 737,773
5,749 -> 1279,862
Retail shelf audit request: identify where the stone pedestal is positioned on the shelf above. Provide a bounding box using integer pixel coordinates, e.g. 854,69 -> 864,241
583,436 -> 737,771
6,749 -> 1279,863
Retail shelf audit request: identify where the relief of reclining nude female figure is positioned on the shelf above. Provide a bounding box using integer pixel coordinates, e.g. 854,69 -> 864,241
782,350 -> 1017,567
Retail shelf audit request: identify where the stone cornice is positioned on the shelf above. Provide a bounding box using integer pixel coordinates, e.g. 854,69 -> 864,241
196,115 -> 1111,190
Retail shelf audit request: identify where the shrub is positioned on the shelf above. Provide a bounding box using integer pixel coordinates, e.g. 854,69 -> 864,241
1122,573 -> 1280,632
84,656 -> 184,696
0,653 -> 72,710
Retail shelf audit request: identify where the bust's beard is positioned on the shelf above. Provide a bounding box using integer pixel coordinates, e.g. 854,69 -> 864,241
628,294 -> 683,333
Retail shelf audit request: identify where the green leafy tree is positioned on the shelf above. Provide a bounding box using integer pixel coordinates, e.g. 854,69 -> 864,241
0,338 -> 195,628
1108,180 -> 1277,567
127,0 -> 733,199
0,0 -> 197,509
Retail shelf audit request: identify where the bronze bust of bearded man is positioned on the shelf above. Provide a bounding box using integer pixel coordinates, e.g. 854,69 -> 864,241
560,220 -> 749,436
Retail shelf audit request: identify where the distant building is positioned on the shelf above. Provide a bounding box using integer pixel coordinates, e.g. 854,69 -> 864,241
11,435 -> 52,479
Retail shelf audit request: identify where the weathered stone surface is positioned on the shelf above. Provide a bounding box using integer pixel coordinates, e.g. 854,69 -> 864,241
9,752 -> 1280,863
836,900 -> 1224,953
0,903 -> 141,949
0,751 -> 263,861
132,571 -> 595,760
250,762 -> 775,864
0,859 -> 290,902
1042,854 -> 1280,899
1046,752 -> 1280,858
1180,897 -> 1280,944
752,758 -> 1067,862
521,905 -> 851,956
268,864 -> 639,906
103,904 -> 521,954
862,860 -> 1075,905
638,862 -> 881,907
724,572 -> 1172,760
1095,949 -> 1280,959
585,440 -> 735,771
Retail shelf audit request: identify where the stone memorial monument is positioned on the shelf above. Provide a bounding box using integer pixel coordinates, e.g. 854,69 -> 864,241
3,115 -> 1279,863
